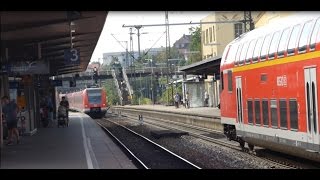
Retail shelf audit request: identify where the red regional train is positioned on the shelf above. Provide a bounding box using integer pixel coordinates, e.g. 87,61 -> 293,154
220,12 -> 320,162
60,87 -> 107,118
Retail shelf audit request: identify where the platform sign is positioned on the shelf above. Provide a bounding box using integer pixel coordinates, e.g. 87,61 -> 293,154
50,80 -> 62,87
64,48 -> 80,65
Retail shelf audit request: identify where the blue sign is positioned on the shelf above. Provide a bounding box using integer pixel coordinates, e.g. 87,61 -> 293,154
50,80 -> 63,87
0,64 -> 10,74
64,48 -> 80,65
9,82 -> 19,89
214,73 -> 220,80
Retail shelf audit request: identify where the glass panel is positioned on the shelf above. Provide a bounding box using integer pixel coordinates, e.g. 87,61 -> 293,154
280,99 -> 287,128
271,100 -> 278,128
309,18 -> 320,51
246,39 -> 257,63
87,89 -> 102,104
298,21 -> 313,53
252,37 -> 263,62
255,100 -> 261,125
268,31 -> 281,59
277,28 -> 291,57
260,34 -> 272,61
287,24 -> 301,55
228,70 -> 232,92
248,100 -> 253,124
289,99 -> 298,130
262,100 -> 269,126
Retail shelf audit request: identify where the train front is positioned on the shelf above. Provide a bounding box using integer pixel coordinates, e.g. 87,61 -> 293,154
84,88 -> 107,118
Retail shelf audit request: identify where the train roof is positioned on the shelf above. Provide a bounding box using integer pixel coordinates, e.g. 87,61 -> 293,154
221,12 -> 320,67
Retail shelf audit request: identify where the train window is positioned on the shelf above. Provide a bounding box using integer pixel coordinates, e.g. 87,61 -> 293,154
228,44 -> 238,65
260,34 -> 272,61
262,99 -> 269,127
233,44 -> 241,66
287,24 -> 302,56
220,72 -> 224,91
252,37 -> 263,63
228,70 -> 233,92
270,99 -> 278,128
247,99 -> 253,124
240,42 -> 249,65
260,74 -> 267,82
254,99 -> 261,126
279,99 -> 288,129
309,18 -> 320,51
268,31 -> 281,60
245,39 -> 257,64
277,27 -> 291,58
289,99 -> 298,131
236,43 -> 243,66
298,20 -> 314,54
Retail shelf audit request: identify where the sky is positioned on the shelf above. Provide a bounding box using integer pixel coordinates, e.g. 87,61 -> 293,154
90,11 -> 211,64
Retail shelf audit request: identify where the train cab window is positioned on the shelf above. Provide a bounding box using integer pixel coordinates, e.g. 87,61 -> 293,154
230,44 -> 240,66
254,99 -> 261,126
240,42 -> 249,65
270,99 -> 278,128
227,70 -> 233,92
277,28 -> 291,58
309,18 -> 320,52
262,99 -> 269,127
289,99 -> 298,131
247,99 -> 253,124
236,43 -> 243,66
252,37 -> 263,63
268,31 -> 281,60
298,20 -> 314,54
287,24 -> 302,56
245,39 -> 257,64
260,34 -> 272,61
279,99 -> 288,129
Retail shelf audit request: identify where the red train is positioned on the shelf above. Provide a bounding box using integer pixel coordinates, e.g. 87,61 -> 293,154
62,87 -> 107,118
220,12 -> 320,162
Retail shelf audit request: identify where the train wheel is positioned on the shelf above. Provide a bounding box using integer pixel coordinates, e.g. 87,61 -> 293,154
248,144 -> 254,151
239,139 -> 245,151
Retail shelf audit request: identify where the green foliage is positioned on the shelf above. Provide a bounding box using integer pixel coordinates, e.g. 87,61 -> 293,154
159,83 -> 183,105
103,79 -> 120,106
188,26 -> 202,64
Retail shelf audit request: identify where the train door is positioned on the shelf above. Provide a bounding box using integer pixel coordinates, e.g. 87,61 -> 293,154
236,77 -> 244,132
304,67 -> 319,152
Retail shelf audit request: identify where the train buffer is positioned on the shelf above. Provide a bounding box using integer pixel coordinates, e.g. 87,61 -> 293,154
150,130 -> 189,139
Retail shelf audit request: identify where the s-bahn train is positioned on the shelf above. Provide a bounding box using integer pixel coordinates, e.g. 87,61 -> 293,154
220,12 -> 320,162
60,87 -> 107,118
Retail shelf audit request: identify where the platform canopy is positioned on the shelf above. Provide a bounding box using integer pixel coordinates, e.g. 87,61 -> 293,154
179,56 -> 221,76
1,11 -> 107,75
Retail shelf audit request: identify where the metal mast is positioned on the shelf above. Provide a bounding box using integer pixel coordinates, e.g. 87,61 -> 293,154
244,11 -> 254,32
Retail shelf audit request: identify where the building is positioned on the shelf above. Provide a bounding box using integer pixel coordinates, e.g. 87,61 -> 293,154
173,34 -> 192,60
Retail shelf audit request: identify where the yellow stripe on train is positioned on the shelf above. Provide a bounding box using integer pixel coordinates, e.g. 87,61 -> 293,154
233,51 -> 320,73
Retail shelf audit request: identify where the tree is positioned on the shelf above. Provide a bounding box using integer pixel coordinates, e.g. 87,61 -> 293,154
188,26 -> 202,64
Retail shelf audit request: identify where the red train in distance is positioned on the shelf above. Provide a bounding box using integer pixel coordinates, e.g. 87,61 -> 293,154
60,87 -> 107,119
220,12 -> 320,162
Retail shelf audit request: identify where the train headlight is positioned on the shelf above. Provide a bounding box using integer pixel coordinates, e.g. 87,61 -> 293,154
85,104 -> 88,108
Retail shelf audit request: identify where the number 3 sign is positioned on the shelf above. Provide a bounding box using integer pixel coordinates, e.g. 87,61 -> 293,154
64,48 -> 80,65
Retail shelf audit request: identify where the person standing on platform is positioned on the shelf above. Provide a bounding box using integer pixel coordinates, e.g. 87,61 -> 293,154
1,96 -> 20,145
185,91 -> 190,109
204,91 -> 209,107
174,93 -> 180,108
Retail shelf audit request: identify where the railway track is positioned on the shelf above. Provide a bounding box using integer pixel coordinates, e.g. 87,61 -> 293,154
111,112 -> 310,169
96,118 -> 201,169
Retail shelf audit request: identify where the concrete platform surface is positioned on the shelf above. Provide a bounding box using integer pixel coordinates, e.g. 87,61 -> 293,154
0,112 -> 137,169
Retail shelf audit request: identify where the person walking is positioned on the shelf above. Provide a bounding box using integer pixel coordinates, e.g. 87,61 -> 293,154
1,96 -> 20,145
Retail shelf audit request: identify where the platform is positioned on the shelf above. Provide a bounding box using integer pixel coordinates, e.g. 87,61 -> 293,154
0,112 -> 137,169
